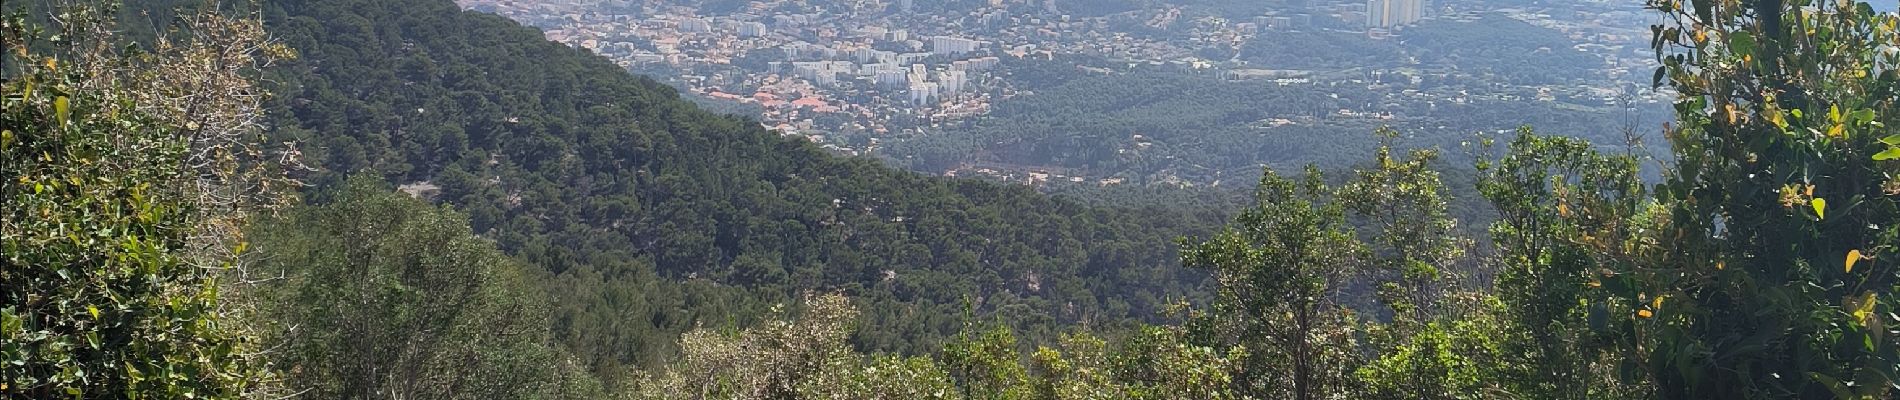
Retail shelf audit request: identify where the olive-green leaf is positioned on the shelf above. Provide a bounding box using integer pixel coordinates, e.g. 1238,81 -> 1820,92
54,96 -> 71,126
1875,147 -> 1900,160
1730,31 -> 1756,59
1851,109 -> 1876,123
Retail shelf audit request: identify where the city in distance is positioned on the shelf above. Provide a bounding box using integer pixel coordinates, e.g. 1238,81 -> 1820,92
467,0 -> 1673,190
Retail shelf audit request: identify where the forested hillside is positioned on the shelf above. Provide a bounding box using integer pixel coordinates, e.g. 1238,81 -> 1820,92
1241,14 -> 1600,84
256,0 -> 1222,373
889,62 -> 1663,188
13,0 -> 1900,398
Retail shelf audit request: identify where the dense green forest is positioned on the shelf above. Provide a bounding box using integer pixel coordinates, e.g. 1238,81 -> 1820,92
10,0 -> 1900,398
890,67 -> 1370,175
888,60 -> 1665,186
1239,14 -> 1601,84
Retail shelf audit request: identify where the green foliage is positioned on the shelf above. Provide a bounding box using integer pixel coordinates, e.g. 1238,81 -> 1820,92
1354,299 -> 1513,400
1461,0 -> 1900,396
1328,130 -> 1518,400
1340,127 -> 1466,324
1617,0 -> 1900,397
1032,328 -> 1245,400
248,177 -> 602,399
1179,165 -> 1367,400
1029,334 -> 1122,400
942,325 -> 1035,400
1474,128 -> 1646,400
0,5 -> 271,398
635,297 -> 1249,400
631,293 -> 908,400
801,355 -> 962,400
1100,326 -> 1246,400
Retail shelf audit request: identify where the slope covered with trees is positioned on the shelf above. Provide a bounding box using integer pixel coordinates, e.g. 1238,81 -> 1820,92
248,177 -> 606,399
255,0 -> 1222,374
